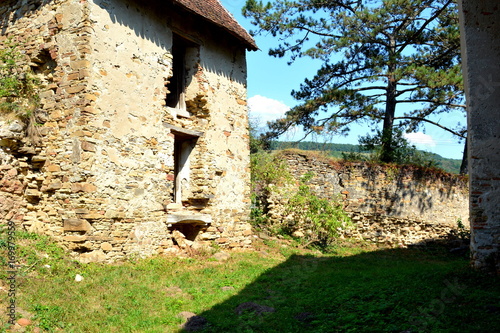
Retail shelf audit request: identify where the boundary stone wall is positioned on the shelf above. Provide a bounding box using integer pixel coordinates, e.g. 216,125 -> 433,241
265,151 -> 469,246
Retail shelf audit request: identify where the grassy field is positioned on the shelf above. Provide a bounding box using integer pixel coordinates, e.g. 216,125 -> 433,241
1,230 -> 499,333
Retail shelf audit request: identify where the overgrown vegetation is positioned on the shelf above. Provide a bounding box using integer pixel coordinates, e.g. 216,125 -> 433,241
248,126 -> 465,250
283,172 -> 351,248
250,150 -> 351,250
0,40 -> 41,144
1,228 -> 498,332
250,150 -> 290,227
449,218 -> 470,243
357,128 -> 439,168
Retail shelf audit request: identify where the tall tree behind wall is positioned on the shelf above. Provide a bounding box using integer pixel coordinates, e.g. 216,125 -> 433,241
244,0 -> 466,164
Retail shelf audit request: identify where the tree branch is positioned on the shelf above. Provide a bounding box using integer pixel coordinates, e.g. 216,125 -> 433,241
393,116 -> 466,138
291,24 -> 342,38
396,0 -> 453,54
396,99 -> 465,108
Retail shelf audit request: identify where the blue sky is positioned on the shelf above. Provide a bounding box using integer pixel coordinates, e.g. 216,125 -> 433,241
220,0 -> 466,160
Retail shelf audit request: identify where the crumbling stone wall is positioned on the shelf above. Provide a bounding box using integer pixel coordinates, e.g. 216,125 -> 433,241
265,151 -> 469,246
0,0 -> 252,262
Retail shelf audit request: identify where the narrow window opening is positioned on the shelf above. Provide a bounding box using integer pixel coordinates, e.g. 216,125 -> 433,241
166,34 -> 198,117
164,124 -> 204,206
173,133 -> 197,204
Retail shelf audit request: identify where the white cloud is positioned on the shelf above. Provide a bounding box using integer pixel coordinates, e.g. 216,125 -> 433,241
403,132 -> 437,147
247,95 -> 290,126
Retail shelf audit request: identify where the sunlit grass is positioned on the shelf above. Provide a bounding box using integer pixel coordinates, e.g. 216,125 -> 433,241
1,230 -> 498,333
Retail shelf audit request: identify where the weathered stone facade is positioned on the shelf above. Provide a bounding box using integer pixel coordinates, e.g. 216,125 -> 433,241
0,0 -> 256,262
458,0 -> 500,273
264,151 -> 469,246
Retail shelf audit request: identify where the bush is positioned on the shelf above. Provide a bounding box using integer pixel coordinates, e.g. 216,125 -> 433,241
359,128 -> 439,168
249,151 -> 291,229
283,172 -> 351,248
250,152 -> 351,249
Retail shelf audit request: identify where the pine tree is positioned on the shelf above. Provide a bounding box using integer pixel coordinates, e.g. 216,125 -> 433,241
244,0 -> 465,163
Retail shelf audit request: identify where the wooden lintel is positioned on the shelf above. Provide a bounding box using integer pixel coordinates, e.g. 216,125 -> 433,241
163,123 -> 204,138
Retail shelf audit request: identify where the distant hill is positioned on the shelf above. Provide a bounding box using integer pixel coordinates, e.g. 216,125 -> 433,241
269,141 -> 463,174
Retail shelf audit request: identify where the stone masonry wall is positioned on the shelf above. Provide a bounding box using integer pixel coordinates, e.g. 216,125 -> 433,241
265,151 -> 469,246
0,0 -> 252,262
459,0 -> 500,272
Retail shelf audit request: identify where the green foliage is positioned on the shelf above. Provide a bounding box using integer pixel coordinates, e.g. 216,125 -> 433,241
250,151 -> 292,228
268,140 -> 462,173
243,0 -> 465,163
285,172 -> 352,248
250,152 -> 351,248
0,39 -> 41,143
270,140 -> 359,153
0,227 -> 67,281
32,304 -> 69,332
250,151 -> 292,191
15,230 -> 65,265
249,201 -> 268,227
452,218 -> 470,241
341,150 -> 368,162
359,128 -> 439,168
249,118 -> 266,153
0,41 -> 40,114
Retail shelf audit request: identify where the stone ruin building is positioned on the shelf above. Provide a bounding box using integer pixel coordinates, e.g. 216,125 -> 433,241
0,0 -> 258,262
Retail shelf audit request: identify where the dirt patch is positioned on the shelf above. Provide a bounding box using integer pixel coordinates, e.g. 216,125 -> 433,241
235,302 -> 275,316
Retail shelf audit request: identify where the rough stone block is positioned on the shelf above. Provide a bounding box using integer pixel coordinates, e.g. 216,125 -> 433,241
70,60 -> 90,70
81,141 -> 96,152
63,235 -> 87,242
79,250 -> 106,264
47,164 -> 61,172
82,213 -> 103,220
63,218 -> 91,232
47,180 -> 62,190
82,183 -> 97,192
65,85 -> 86,94
101,242 -> 113,251
24,189 -> 41,198
71,183 -> 84,193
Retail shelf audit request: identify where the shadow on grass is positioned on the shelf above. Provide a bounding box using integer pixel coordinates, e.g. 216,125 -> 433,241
180,246 -> 500,333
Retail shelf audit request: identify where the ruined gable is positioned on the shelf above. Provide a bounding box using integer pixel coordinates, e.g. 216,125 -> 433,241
0,0 -> 254,262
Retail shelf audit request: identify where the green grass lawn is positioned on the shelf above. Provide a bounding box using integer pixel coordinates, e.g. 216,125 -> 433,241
1,232 -> 499,333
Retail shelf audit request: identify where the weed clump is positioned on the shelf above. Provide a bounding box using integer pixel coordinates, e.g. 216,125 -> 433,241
250,151 -> 351,250
0,40 -> 42,145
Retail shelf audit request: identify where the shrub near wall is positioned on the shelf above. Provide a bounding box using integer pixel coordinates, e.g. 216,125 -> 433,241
262,150 -> 469,247
251,151 -> 352,248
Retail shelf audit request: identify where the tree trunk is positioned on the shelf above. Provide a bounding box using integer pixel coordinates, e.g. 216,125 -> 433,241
380,69 -> 397,163
459,137 -> 468,174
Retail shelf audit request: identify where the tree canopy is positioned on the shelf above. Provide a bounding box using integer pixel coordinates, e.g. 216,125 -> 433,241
243,0 -> 465,162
